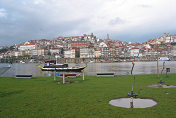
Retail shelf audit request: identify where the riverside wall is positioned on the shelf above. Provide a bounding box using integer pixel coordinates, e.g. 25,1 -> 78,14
1,56 -> 176,63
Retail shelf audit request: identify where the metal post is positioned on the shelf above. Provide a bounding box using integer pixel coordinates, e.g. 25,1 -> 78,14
131,62 -> 135,93
83,70 -> 85,80
131,74 -> 135,93
63,72 -> 65,84
130,97 -> 134,108
56,57 -> 58,65
54,70 -> 56,81
128,61 -> 138,97
159,61 -> 165,84
157,44 -> 159,78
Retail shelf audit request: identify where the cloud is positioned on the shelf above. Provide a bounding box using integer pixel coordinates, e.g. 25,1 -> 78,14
109,17 -> 125,25
33,0 -> 46,5
0,0 -> 176,46
138,4 -> 152,8
0,8 -> 7,17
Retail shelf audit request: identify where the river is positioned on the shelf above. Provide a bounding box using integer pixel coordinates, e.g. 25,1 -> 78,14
0,61 -> 176,77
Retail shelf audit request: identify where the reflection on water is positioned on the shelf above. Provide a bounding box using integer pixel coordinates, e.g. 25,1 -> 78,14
0,61 -> 176,77
85,61 -> 176,75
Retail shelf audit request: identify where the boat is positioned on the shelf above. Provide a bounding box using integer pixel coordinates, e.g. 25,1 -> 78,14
29,59 -> 36,63
20,60 -> 25,63
0,65 -> 11,75
38,60 -> 86,72
88,60 -> 94,63
159,57 -> 171,61
99,59 -> 105,62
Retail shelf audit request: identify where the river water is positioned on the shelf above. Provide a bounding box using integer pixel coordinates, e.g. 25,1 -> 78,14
0,61 -> 176,77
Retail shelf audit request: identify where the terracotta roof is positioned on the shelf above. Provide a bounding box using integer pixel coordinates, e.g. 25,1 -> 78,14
131,47 -> 139,49
19,43 -> 36,46
71,44 -> 87,45
71,41 -> 89,43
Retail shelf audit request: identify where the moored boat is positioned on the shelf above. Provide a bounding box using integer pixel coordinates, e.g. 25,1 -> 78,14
43,60 -> 69,68
38,60 -> 86,72
159,57 -> 171,61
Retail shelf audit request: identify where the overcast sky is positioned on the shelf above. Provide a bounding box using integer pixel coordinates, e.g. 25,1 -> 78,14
0,0 -> 176,46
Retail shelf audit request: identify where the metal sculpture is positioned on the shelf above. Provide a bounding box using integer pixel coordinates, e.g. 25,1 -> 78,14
128,61 -> 138,108
128,61 -> 138,97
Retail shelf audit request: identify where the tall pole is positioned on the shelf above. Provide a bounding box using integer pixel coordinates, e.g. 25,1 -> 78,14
56,56 -> 58,65
128,61 -> 137,98
157,43 -> 159,78
54,70 -> 56,81
63,72 -> 65,84
130,97 -> 134,108
158,61 -> 165,84
131,61 -> 135,94
169,35 -> 171,59
128,61 -> 137,108
83,70 -> 85,80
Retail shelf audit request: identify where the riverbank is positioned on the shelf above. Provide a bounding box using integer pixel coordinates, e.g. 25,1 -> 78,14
0,74 -> 176,118
1,56 -> 176,64
1,61 -> 176,77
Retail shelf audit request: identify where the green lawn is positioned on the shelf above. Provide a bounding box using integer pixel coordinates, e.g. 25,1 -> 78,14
0,74 -> 176,118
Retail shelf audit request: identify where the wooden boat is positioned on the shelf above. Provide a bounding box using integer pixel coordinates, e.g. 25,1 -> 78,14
43,60 -> 69,68
38,60 -> 86,72
38,66 -> 86,72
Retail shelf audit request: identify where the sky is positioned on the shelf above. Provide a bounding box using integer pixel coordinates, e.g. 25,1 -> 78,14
0,0 -> 176,46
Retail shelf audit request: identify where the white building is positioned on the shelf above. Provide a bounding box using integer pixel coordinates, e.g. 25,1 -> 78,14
94,50 -> 101,58
145,44 -> 151,49
14,51 -> 21,57
0,54 -> 3,58
50,48 -> 60,55
130,48 -> 140,57
64,49 -> 75,58
80,48 -> 95,58
31,50 -> 38,56
171,45 -> 176,56
163,33 -> 176,43
18,42 -> 36,51
99,42 -> 108,47
80,48 -> 89,58
30,48 -> 47,56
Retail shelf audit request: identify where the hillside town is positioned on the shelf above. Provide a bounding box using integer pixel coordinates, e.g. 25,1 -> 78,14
0,33 -> 176,63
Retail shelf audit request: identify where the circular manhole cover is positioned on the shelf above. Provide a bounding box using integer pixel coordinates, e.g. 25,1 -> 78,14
109,98 -> 157,108
148,84 -> 176,88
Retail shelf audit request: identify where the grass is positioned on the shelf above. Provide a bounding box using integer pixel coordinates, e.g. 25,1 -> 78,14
0,74 -> 176,118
